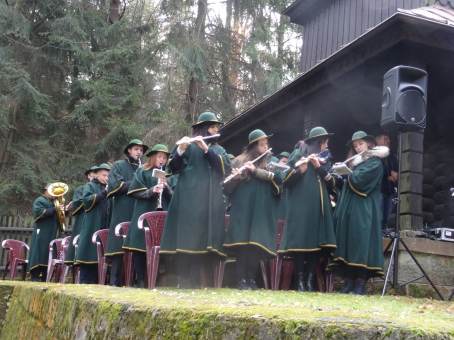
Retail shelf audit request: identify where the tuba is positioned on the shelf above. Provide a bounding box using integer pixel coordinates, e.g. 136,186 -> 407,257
47,182 -> 69,232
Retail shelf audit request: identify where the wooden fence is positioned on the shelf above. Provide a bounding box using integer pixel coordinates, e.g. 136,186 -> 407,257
0,215 -> 34,271
0,215 -> 74,273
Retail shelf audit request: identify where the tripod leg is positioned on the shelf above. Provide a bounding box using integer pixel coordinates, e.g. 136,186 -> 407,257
448,289 -> 454,301
382,237 -> 399,297
400,239 -> 444,300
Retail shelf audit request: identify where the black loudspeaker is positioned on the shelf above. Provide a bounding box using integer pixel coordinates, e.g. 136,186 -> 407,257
381,65 -> 427,130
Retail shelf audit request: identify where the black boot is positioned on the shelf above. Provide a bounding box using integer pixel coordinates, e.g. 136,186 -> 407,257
306,272 -> 315,292
296,272 -> 306,292
248,278 -> 258,290
238,278 -> 249,290
353,278 -> 367,295
340,278 -> 354,294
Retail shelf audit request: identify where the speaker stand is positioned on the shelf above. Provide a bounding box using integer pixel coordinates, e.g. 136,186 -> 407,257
381,132 -> 444,300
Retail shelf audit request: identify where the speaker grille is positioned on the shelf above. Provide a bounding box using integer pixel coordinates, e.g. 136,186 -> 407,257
397,89 -> 426,126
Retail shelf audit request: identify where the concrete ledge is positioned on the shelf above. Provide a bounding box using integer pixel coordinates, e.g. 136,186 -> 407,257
1,281 -> 454,339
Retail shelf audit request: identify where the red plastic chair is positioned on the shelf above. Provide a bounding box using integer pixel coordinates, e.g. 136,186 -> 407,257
212,214 -> 230,288
92,229 -> 109,285
114,221 -> 133,287
1,239 -> 29,280
72,235 -> 81,283
138,211 -> 167,289
46,238 -> 64,283
262,219 -> 295,290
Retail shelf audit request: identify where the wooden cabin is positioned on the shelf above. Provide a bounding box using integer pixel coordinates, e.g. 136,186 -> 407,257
220,0 -> 454,295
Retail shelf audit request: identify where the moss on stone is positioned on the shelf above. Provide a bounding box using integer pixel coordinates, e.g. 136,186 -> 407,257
1,281 -> 454,339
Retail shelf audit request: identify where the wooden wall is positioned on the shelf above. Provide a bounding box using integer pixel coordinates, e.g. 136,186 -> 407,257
300,0 -> 426,72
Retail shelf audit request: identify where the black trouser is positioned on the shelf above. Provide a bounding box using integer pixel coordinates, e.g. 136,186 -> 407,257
133,252 -> 146,287
235,247 -> 263,281
109,255 -> 124,287
175,254 -> 218,288
340,266 -> 368,280
79,264 -> 98,284
293,252 -> 319,274
30,267 -> 47,282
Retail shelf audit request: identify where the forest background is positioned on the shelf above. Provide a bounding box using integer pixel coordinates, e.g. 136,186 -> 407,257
0,0 -> 302,213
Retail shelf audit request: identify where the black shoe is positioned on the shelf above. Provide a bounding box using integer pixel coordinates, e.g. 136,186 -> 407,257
352,278 -> 367,295
306,272 -> 315,292
238,278 -> 249,290
340,278 -> 354,294
296,272 -> 306,292
248,279 -> 258,290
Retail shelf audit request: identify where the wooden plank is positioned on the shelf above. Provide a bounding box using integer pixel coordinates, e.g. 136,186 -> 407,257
326,1 -> 334,56
318,8 -> 327,63
304,20 -> 313,71
333,0 -> 341,53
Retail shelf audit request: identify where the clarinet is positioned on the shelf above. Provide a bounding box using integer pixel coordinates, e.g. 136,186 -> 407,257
157,166 -> 164,210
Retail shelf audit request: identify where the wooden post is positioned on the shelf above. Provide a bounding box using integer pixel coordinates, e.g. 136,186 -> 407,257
399,130 -> 424,230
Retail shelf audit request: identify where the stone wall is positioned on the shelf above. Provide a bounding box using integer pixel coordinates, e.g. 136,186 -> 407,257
1,282 -> 454,339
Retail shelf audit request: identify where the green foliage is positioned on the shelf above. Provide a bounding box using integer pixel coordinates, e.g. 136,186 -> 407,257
0,0 -> 301,214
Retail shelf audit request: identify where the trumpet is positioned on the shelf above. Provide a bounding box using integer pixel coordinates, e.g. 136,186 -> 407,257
176,134 -> 221,146
223,148 -> 272,184
47,182 -> 69,232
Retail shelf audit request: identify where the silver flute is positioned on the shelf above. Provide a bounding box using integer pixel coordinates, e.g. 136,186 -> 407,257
176,133 -> 221,145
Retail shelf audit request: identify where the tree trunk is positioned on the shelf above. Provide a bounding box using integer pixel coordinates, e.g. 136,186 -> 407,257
186,0 -> 207,124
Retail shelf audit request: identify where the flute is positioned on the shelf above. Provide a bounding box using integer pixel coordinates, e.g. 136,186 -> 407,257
268,161 -> 290,171
176,134 -> 221,145
295,155 -> 328,167
223,148 -> 272,184
294,149 -> 331,168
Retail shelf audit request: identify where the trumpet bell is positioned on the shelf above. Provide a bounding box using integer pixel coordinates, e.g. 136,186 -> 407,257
47,182 -> 69,198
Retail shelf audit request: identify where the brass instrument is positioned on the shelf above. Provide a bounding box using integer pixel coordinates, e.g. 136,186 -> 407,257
47,182 -> 69,232
223,148 -> 272,184
176,134 -> 221,146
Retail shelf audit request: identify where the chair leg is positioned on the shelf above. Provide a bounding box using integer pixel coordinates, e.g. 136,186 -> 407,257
11,259 -> 18,280
46,261 -> 55,282
213,259 -> 225,288
124,252 -> 133,287
149,247 -> 160,289
3,261 -> 9,280
315,262 -> 325,292
74,266 -> 80,284
22,262 -> 27,281
274,255 -> 283,290
269,258 -> 277,290
60,265 -> 69,284
260,260 -> 269,289
281,259 -> 295,290
325,272 -> 334,293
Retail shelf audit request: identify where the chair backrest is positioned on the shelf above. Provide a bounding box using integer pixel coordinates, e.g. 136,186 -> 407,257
115,222 -> 130,238
61,236 -> 72,262
49,238 -> 64,261
92,229 -> 109,252
140,211 -> 167,247
275,219 -> 286,249
1,239 -> 29,262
